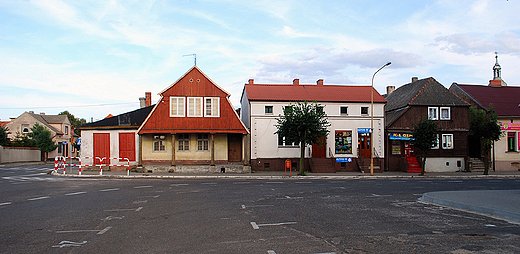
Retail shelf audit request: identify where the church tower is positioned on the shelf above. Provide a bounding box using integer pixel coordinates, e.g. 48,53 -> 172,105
489,52 -> 507,87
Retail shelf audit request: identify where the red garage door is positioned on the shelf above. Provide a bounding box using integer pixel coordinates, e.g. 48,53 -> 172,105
94,133 -> 110,164
119,132 -> 136,161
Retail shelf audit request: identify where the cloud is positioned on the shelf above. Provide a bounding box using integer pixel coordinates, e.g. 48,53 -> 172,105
254,47 -> 423,84
433,32 -> 520,55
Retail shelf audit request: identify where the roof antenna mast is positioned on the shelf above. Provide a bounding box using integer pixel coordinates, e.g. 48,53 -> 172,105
183,54 -> 197,66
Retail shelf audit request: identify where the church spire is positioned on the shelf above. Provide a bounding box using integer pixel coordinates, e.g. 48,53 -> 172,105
489,52 -> 507,87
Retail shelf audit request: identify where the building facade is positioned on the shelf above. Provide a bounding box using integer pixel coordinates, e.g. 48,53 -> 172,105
137,66 -> 250,173
5,111 -> 74,160
385,77 -> 470,172
241,78 -> 386,172
449,54 -> 520,171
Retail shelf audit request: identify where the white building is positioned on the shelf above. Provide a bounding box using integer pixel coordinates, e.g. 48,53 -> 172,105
240,78 -> 386,173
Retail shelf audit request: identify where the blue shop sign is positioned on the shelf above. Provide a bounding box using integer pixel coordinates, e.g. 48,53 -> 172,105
336,157 -> 353,163
389,133 -> 414,140
357,128 -> 371,133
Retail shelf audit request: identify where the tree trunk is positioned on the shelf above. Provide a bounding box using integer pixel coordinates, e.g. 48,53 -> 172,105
299,131 -> 306,176
483,155 -> 490,175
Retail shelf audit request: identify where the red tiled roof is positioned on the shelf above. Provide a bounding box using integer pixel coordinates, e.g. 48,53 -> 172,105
244,84 -> 386,103
455,84 -> 520,117
0,121 -> 9,127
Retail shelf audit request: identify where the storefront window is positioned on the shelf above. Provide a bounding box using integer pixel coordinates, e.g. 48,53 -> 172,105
335,130 -> 352,154
391,140 -> 401,155
508,132 -> 516,152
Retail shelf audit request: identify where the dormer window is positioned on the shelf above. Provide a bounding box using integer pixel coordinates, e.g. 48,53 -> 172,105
205,98 -> 220,117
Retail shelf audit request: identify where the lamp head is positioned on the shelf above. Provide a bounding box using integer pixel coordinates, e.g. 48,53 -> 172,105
385,62 -> 391,66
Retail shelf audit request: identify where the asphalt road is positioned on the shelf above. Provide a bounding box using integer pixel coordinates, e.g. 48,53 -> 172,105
1,165 -> 520,253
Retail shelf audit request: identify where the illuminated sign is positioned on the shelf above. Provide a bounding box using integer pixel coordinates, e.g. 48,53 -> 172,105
357,128 -> 371,133
389,133 -> 414,140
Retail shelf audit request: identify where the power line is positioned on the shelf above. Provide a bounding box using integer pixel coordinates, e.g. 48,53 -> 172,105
0,102 -> 136,110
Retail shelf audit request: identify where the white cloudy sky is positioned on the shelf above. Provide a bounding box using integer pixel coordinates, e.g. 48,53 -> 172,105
1,0 -> 519,122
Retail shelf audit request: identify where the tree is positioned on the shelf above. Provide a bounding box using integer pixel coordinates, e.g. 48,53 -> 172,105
469,107 -> 502,175
59,110 -> 87,136
412,118 -> 439,176
11,132 -> 36,147
275,101 -> 330,175
28,123 -> 58,161
0,125 -> 10,146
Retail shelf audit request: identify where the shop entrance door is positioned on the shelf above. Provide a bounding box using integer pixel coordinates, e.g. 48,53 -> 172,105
358,133 -> 371,158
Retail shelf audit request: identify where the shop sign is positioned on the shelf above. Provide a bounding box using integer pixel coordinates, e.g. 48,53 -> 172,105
357,128 -> 371,133
502,123 -> 520,131
389,133 -> 414,140
336,157 -> 352,163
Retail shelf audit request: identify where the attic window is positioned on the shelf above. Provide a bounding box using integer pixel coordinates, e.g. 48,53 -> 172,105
188,97 -> 203,117
170,97 -> 185,117
361,107 -> 368,115
205,97 -> 220,117
340,106 -> 348,115
22,124 -> 29,133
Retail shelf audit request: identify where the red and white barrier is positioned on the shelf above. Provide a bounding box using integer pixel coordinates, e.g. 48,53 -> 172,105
100,157 -> 130,176
54,156 -> 130,176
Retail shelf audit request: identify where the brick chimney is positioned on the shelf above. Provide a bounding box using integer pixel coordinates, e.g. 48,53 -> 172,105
412,77 -> 418,83
293,79 -> 299,86
248,79 -> 254,85
316,79 -> 324,86
386,86 -> 395,95
145,92 -> 151,107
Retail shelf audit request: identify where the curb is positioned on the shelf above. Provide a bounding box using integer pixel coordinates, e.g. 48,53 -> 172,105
50,171 -> 520,179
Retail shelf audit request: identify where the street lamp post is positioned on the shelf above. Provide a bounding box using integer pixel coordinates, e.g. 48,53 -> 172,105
371,62 -> 391,176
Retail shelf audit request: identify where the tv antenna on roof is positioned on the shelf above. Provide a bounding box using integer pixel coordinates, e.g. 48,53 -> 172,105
183,54 -> 197,66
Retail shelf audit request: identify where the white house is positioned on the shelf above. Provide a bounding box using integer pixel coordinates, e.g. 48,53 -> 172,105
240,78 -> 386,173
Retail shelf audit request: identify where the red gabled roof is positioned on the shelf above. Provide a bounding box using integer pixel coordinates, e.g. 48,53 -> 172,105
138,66 -> 248,134
0,121 -> 9,127
454,84 -> 520,117
244,83 -> 386,103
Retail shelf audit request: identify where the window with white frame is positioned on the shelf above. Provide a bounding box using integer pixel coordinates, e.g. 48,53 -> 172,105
197,134 -> 209,151
188,97 -> 203,117
440,107 -> 451,120
361,107 -> 369,115
178,134 -> 190,151
65,126 -> 69,135
153,135 -> 166,152
432,134 -> 439,149
22,124 -> 29,133
204,98 -> 220,117
170,97 -> 185,117
442,134 -> 453,149
428,107 -> 438,120
278,135 -> 298,147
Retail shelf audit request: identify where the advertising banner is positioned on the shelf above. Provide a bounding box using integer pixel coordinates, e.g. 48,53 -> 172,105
502,123 -> 520,131
389,133 -> 414,140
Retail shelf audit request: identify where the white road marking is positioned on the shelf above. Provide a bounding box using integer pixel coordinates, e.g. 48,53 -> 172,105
241,204 -> 274,209
65,191 -> 87,196
139,195 -> 160,198
201,182 -> 217,185
101,216 -> 125,221
170,183 -> 189,186
27,196 -> 50,201
276,196 -> 303,199
105,207 -> 143,212
0,202 -> 12,206
52,240 -> 88,248
251,221 -> 297,230
267,250 -> 277,254
368,194 -> 392,197
133,200 -> 148,204
99,188 -> 120,192
448,180 -> 463,183
134,185 -> 153,189
57,227 -> 112,235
